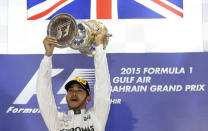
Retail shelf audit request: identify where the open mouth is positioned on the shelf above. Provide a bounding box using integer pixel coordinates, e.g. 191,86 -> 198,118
70,98 -> 78,102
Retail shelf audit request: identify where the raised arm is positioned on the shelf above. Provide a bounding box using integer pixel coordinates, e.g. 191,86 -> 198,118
91,31 -> 111,130
36,36 -> 59,131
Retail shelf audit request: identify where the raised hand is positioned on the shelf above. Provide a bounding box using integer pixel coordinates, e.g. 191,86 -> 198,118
43,36 -> 57,56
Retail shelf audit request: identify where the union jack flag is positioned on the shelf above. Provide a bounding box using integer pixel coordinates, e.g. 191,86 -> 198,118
27,0 -> 183,20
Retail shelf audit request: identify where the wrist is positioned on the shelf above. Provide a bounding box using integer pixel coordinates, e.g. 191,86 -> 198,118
95,40 -> 103,46
95,42 -> 103,47
95,44 -> 104,52
45,51 -> 53,56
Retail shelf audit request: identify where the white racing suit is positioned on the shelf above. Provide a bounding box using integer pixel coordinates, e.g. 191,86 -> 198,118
36,45 -> 111,131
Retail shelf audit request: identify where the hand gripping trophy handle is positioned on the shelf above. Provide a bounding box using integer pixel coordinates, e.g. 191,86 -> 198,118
47,13 -> 112,56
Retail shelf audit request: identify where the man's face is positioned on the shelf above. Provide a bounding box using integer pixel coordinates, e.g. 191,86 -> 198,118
66,84 -> 91,110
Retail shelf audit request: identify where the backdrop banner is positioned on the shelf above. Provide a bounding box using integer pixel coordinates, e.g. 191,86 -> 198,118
7,0 -> 203,54
0,53 -> 208,131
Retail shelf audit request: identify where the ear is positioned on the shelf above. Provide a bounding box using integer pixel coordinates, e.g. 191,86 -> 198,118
86,96 -> 91,103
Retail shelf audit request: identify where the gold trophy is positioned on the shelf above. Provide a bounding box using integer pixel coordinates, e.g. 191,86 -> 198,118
47,13 -> 111,56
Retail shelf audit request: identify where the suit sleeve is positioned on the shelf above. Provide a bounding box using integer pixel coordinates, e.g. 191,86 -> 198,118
36,55 -> 59,131
92,45 -> 111,129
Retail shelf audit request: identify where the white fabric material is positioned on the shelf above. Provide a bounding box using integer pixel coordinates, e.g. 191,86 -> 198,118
36,45 -> 111,131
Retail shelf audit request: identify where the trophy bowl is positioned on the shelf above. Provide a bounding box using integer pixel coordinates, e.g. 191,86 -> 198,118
47,13 -> 111,56
73,20 -> 109,56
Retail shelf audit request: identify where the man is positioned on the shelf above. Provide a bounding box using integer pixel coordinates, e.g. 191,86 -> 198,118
36,31 -> 111,131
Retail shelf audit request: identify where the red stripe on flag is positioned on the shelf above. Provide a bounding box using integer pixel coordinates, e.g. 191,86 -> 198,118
28,0 -> 68,20
151,0 -> 183,18
97,0 -> 112,19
